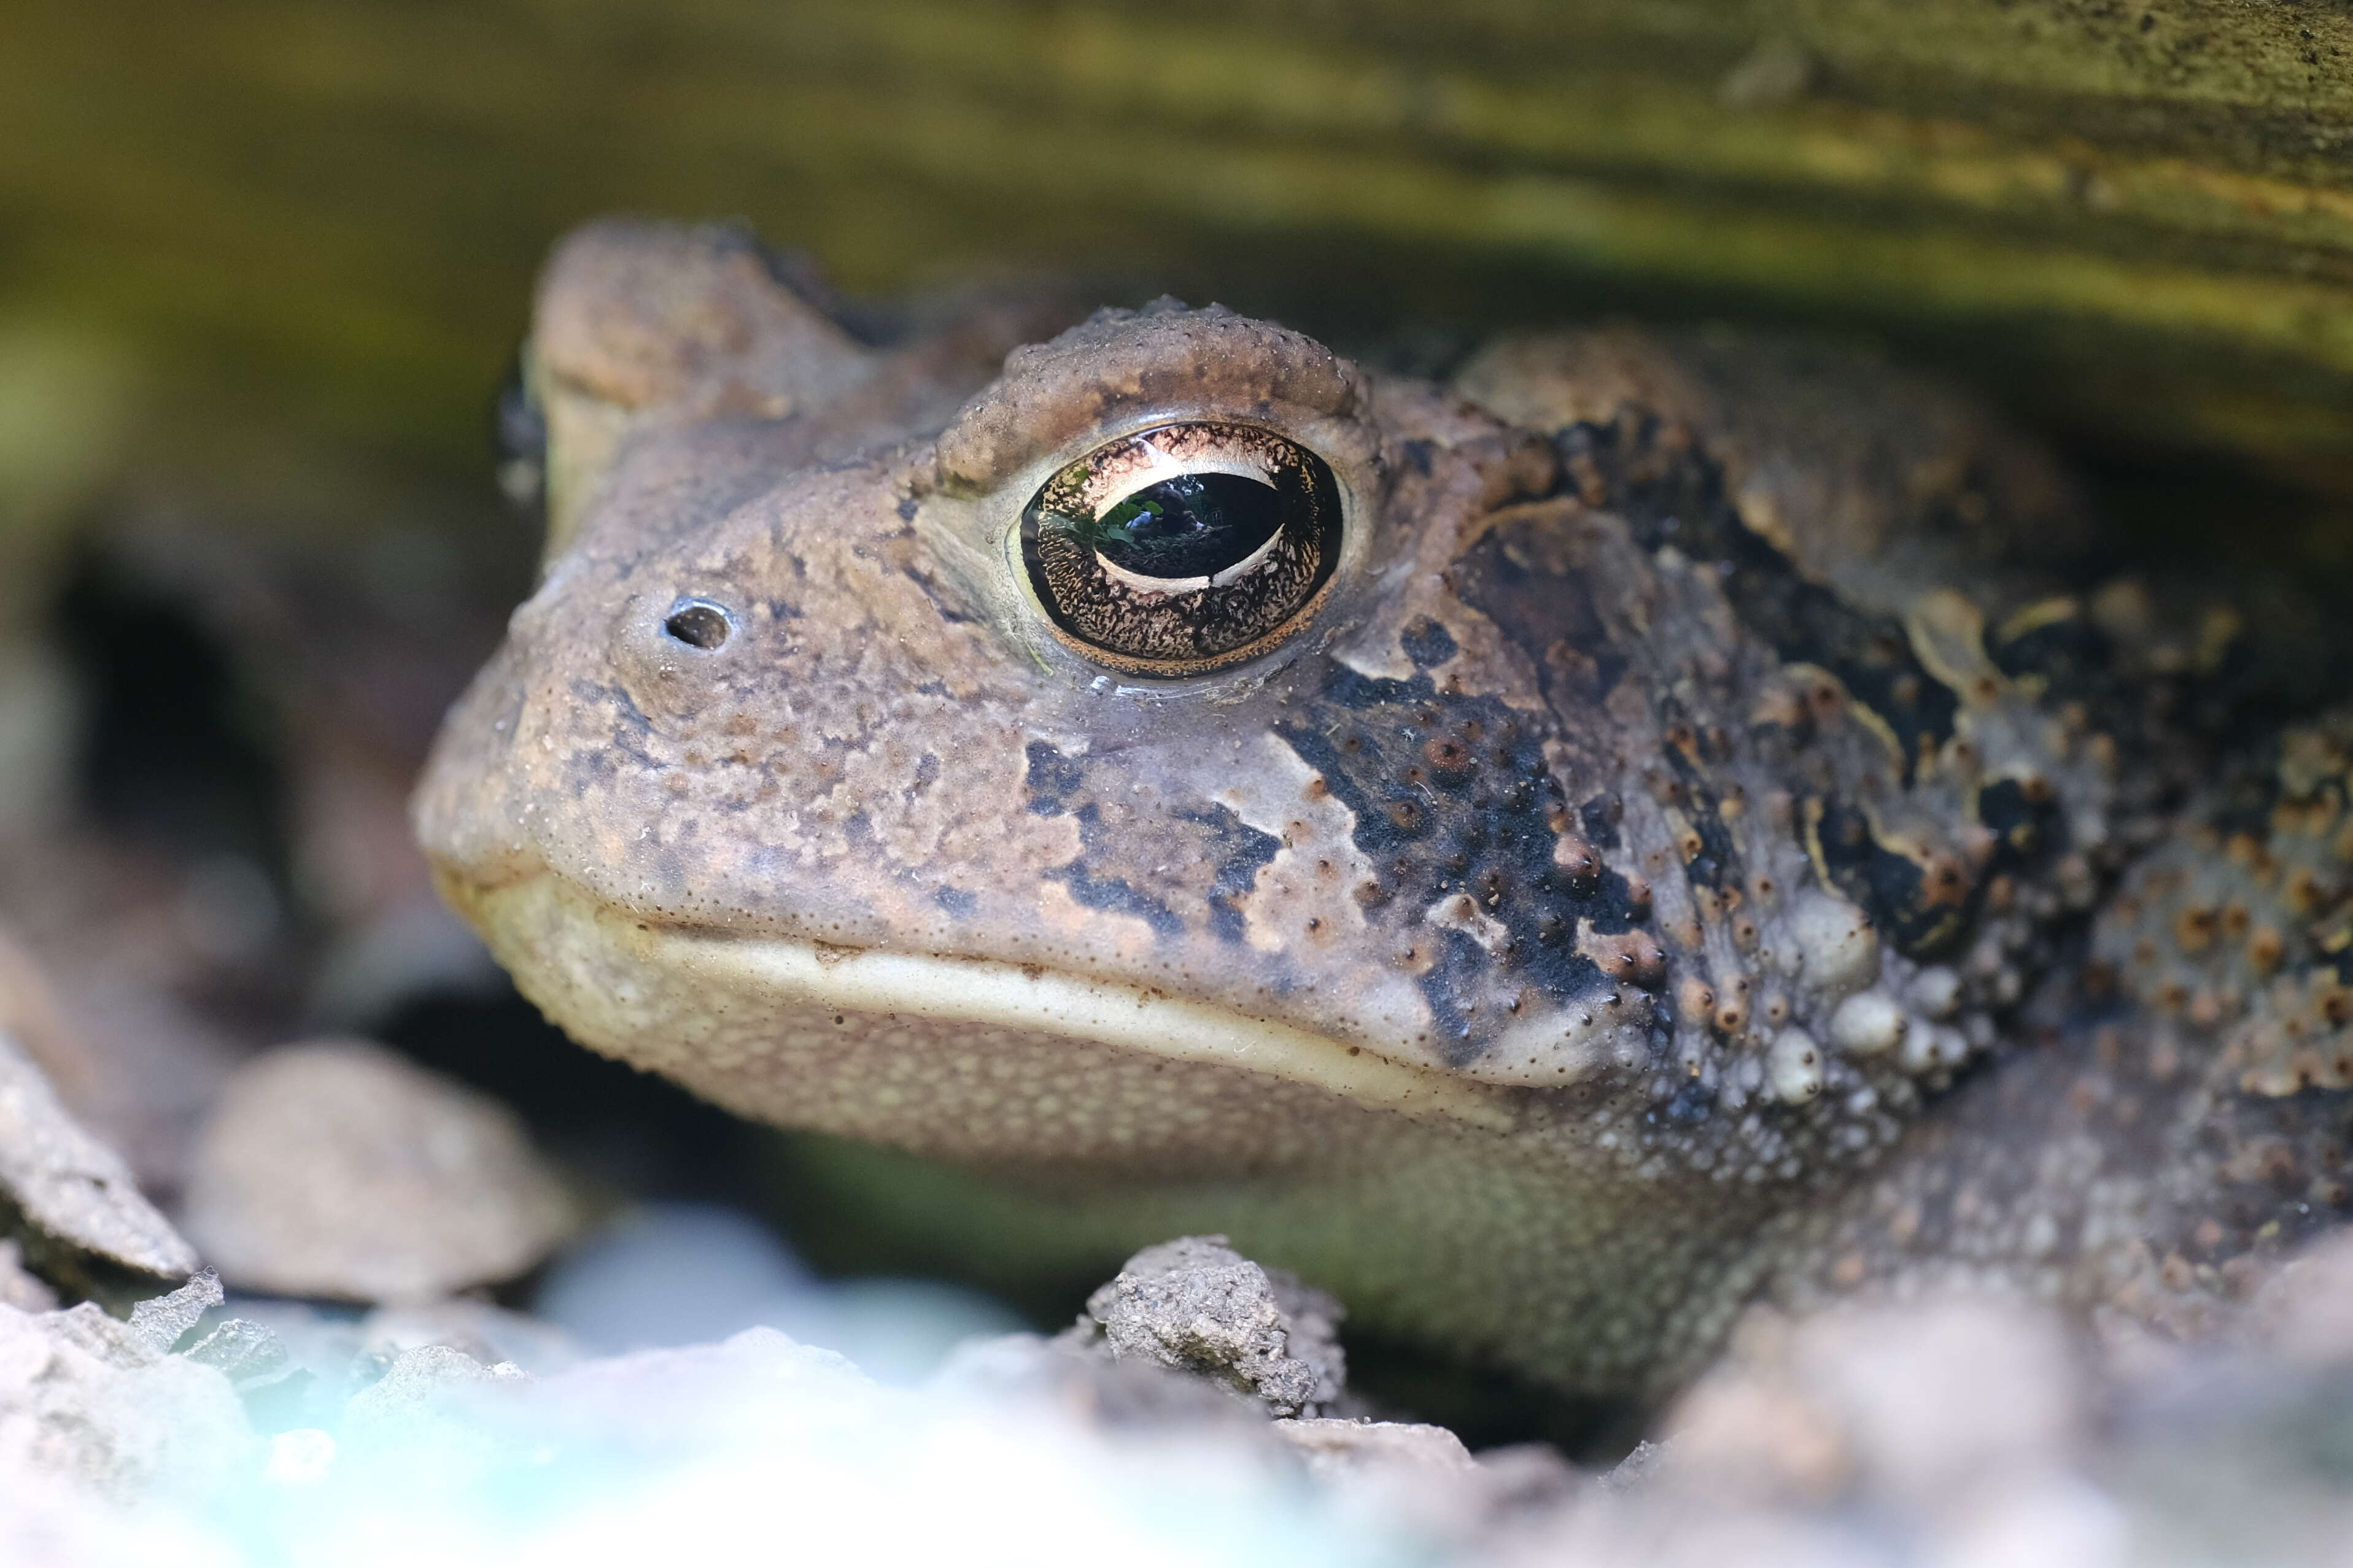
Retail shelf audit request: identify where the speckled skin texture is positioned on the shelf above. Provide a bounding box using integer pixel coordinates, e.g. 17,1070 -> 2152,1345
416,220 -> 2336,1400
1777,709 -> 2353,1336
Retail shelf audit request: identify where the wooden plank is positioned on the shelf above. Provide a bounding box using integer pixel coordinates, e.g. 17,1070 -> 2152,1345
1,0 -> 2347,516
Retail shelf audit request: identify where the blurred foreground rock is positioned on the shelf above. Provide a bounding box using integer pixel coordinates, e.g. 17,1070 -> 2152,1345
180,1039 -> 580,1302
0,1289 -> 252,1504
19,1233 -> 2353,1562
1481,1239 -> 2353,1567
0,1024 -> 198,1300
1600,1297 -> 2115,1567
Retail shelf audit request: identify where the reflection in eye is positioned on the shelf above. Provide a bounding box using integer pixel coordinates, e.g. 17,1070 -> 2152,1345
1020,423 -> 1342,677
1079,472 -> 1285,587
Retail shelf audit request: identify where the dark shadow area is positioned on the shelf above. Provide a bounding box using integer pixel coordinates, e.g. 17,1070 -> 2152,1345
1341,1331 -> 1647,1461
51,544 -> 287,879
373,985 -> 764,1211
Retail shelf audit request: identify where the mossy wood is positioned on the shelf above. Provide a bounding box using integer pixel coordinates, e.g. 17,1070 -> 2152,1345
1,0 -> 2349,522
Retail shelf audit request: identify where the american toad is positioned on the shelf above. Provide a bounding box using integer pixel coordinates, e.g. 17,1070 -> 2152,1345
416,220 -> 2351,1399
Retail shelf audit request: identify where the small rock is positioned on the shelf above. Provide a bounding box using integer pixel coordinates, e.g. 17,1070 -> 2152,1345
0,1026 -> 200,1289
1272,1416 -> 1475,1479
181,1039 -> 581,1302
934,1332 -> 1270,1434
1597,1437 -> 1677,1494
360,1296 -> 586,1375
1066,1235 -> 1345,1418
126,1267 -> 222,1353
1472,1442 -> 1586,1516
185,1315 -> 311,1430
0,1240 -> 56,1312
1274,1416 -> 1575,1543
0,1299 -> 254,1501
184,1317 -> 292,1387
1666,1296 -> 2085,1514
342,1344 -> 509,1429
337,1342 -> 526,1480
42,1300 -> 166,1371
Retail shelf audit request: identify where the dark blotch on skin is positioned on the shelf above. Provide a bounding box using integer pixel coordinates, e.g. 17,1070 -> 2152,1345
1988,603 -> 2221,756
1030,743 -> 1185,940
1024,741 -> 1087,815
1419,927 -> 1498,1046
1555,419 -> 1958,775
1657,1079 -> 1717,1127
1814,798 -> 1972,957
1054,851 -> 1187,938
1580,795 -> 1622,851
1659,703 -> 1744,890
1184,805 -> 1282,946
1977,776 -> 2056,857
1990,611 -> 2112,694
1046,798 -> 1187,938
1025,744 -> 1279,949
1279,663 -> 1648,1064
2199,733 -> 2290,843
1454,527 -> 1626,705
1400,616 -> 1459,671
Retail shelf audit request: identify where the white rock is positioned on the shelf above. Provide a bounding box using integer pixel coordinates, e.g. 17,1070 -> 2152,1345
1272,1416 -> 1473,1478
0,1299 -> 252,1502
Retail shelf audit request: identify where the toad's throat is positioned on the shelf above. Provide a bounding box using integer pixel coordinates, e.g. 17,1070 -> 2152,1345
438,868 -> 1516,1135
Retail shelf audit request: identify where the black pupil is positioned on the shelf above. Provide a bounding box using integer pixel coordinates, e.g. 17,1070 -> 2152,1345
1090,473 -> 1282,581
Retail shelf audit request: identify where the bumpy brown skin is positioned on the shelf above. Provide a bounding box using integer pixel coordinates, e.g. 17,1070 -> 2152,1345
1766,709 -> 2353,1337
417,220 -> 2309,1401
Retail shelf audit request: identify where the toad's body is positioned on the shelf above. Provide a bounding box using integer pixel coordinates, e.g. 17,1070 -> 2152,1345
418,223 -> 2353,1399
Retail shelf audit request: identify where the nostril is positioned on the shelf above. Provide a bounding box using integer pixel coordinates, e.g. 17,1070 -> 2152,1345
663,599 -> 733,650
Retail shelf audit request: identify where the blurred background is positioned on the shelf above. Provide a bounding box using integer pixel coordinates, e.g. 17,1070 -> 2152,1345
2,0 -> 2349,1443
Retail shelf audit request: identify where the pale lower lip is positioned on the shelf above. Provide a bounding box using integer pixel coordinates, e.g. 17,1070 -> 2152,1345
440,867 -> 1514,1131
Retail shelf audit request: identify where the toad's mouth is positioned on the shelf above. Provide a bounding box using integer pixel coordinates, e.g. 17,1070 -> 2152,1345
438,868 -> 1516,1140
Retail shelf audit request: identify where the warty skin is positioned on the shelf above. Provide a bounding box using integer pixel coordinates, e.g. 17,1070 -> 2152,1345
417,221 -> 2353,1400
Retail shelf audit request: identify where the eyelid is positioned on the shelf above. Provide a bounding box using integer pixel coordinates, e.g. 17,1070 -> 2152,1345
1206,527 -> 1286,587
1083,436 -> 1277,516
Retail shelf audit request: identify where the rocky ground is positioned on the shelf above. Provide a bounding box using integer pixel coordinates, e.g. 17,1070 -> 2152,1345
13,968 -> 2353,1564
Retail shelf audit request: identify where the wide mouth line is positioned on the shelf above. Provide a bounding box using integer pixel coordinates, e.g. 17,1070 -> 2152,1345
452,868 -> 1516,1130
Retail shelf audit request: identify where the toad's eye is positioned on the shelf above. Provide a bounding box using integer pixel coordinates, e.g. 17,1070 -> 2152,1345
1019,422 -> 1343,678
